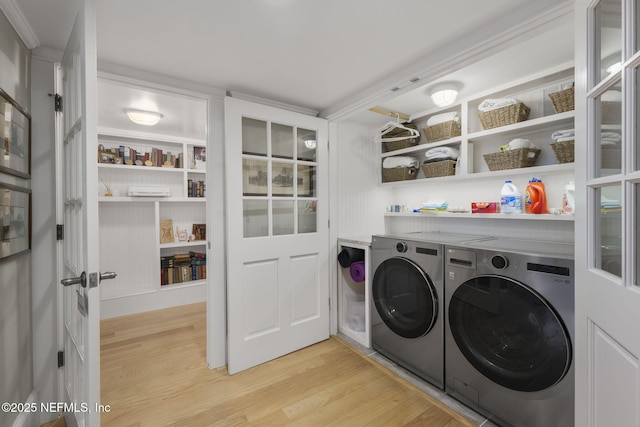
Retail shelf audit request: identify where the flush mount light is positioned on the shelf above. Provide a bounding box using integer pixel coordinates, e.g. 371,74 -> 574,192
428,82 -> 461,108
125,108 -> 163,126
304,139 -> 317,149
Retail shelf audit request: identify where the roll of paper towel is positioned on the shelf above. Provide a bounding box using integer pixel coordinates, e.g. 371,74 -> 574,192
338,247 -> 364,268
350,261 -> 366,282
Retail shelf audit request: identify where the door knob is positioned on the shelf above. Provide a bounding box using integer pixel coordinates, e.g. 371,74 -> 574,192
61,271 -> 86,287
100,271 -> 117,282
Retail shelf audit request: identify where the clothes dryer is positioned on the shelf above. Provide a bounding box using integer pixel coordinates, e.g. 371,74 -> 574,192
370,232 -> 488,389
444,238 -> 574,427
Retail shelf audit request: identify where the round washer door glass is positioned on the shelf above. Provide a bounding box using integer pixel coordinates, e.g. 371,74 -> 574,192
372,257 -> 438,339
449,275 -> 571,392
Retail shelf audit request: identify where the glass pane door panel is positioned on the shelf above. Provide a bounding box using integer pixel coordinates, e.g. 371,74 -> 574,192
595,0 -> 622,84
272,161 -> 295,197
596,88 -> 622,177
297,128 -> 317,161
273,200 -> 294,236
243,200 -> 269,238
242,117 -> 268,156
596,185 -> 622,277
298,200 -> 317,234
298,164 -> 316,197
243,158 -> 268,196
272,123 -> 294,159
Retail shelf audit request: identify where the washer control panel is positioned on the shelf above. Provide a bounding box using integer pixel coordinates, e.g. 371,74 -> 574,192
396,242 -> 408,253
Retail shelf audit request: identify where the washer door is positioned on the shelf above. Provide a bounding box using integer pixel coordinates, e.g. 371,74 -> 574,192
372,257 -> 438,339
449,275 -> 571,392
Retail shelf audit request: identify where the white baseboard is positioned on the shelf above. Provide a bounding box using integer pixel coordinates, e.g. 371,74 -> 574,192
11,390 -> 38,427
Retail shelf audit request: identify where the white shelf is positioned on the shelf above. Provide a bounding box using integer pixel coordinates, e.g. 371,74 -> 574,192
467,111 -> 574,140
99,196 -> 206,203
384,211 -> 575,221
160,240 -> 207,249
97,163 -> 185,173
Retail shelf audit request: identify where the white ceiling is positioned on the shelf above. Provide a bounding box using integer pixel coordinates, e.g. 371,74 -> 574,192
9,0 -> 575,123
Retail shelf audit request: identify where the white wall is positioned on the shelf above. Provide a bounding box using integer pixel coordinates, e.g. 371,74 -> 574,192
0,10 -> 33,427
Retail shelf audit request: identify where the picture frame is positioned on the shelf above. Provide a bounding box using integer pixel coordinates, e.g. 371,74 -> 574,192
159,219 -> 174,244
0,89 -> 31,178
242,158 -> 268,196
194,146 -> 206,170
192,223 -> 206,241
297,164 -> 315,197
0,182 -> 31,262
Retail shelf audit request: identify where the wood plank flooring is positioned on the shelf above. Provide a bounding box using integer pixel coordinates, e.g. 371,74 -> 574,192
100,302 -> 478,427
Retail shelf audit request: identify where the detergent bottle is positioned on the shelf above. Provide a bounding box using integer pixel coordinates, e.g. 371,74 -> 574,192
562,181 -> 575,214
525,178 -> 548,214
500,180 -> 522,214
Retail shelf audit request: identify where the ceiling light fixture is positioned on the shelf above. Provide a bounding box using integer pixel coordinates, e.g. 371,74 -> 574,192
304,139 -> 317,149
125,108 -> 163,126
428,82 -> 461,108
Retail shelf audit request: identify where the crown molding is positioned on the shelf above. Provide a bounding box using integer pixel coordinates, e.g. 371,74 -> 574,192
0,0 -> 40,49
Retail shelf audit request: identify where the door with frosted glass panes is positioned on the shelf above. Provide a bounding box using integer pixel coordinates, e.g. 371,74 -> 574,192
224,97 -> 329,374
575,0 -> 640,425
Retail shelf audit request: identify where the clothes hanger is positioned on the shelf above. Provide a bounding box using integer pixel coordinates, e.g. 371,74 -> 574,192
374,113 -> 420,143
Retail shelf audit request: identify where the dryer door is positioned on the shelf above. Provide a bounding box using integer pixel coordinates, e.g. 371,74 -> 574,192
449,275 -> 571,392
372,257 -> 438,339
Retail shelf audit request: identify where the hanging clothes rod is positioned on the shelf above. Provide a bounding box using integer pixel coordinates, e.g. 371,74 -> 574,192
368,107 -> 410,122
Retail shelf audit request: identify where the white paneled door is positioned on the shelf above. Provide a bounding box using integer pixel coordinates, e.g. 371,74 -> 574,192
225,97 -> 329,374
57,1 -> 103,425
575,0 -> 640,425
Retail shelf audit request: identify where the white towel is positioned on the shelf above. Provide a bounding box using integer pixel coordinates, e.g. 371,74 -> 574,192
551,129 -> 575,142
424,146 -> 459,160
478,98 -> 519,112
426,111 -> 459,126
601,132 -> 621,145
382,156 -> 419,169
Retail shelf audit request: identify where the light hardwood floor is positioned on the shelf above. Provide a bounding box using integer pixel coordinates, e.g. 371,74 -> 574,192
100,302 -> 478,426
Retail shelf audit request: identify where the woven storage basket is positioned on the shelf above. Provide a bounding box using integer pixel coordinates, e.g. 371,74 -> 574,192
601,147 -> 621,169
380,123 -> 420,152
383,167 -> 418,182
549,87 -> 575,113
382,138 -> 418,152
602,101 -> 621,124
478,103 -> 531,130
551,140 -> 575,163
483,148 -> 541,171
421,160 -> 456,178
423,121 -> 461,143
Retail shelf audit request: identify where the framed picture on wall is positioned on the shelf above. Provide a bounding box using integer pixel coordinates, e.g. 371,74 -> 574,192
0,89 -> 31,178
0,182 -> 31,262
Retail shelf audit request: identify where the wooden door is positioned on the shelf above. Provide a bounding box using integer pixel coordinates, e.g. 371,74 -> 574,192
58,1 -> 102,425
575,0 -> 640,425
225,97 -> 329,374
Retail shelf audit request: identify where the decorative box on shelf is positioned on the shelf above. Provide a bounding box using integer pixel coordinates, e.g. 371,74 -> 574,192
420,160 -> 456,178
478,102 -> 530,130
483,148 -> 541,171
382,167 -> 418,182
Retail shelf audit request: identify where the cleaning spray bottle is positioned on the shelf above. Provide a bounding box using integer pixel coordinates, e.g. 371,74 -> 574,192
525,178 -> 548,214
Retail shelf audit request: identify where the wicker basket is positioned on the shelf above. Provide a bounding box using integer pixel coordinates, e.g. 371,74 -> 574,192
483,148 -> 541,171
383,167 -> 418,182
478,103 -> 531,130
602,101 -> 621,124
601,147 -> 621,169
551,140 -> 575,163
382,138 -> 418,152
380,123 -> 420,152
421,160 -> 456,178
548,87 -> 575,113
423,121 -> 461,143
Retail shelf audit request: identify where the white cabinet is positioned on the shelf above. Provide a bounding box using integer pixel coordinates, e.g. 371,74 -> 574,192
380,65 -> 575,184
96,76 -> 208,318
337,238 -> 371,348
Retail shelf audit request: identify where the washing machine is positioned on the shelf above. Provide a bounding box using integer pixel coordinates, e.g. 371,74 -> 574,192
370,231 -> 489,389
444,238 -> 574,427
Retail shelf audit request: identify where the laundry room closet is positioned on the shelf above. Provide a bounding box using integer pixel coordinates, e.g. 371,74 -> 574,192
330,14 -> 577,351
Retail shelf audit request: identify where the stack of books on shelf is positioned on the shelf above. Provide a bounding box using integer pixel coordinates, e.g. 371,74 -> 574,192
187,179 -> 206,198
160,251 -> 207,286
98,144 -> 183,168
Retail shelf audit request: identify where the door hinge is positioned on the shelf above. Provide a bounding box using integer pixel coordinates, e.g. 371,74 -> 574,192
57,350 -> 64,368
54,94 -> 62,112
56,224 -> 64,240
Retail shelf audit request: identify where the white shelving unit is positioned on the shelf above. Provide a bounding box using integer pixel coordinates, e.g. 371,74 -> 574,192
380,64 -> 576,188
337,238 -> 371,348
96,77 -> 209,319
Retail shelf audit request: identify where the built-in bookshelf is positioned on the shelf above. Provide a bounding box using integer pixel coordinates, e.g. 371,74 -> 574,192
96,76 -> 208,319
